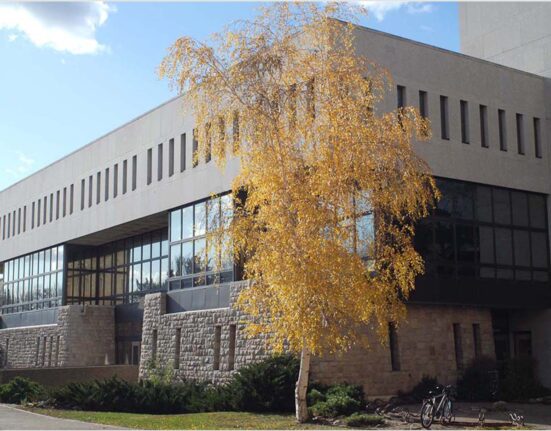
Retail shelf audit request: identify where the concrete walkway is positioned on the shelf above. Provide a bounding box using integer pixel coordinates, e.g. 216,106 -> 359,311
0,404 -> 123,430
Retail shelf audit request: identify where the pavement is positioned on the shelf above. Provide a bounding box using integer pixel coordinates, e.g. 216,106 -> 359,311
0,404 -> 124,430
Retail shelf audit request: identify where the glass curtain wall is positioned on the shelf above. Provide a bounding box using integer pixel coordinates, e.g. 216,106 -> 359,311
66,229 -> 168,305
0,245 -> 64,314
415,178 -> 550,282
169,194 -> 234,289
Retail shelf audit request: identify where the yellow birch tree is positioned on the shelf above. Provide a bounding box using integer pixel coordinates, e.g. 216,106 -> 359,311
159,2 -> 438,422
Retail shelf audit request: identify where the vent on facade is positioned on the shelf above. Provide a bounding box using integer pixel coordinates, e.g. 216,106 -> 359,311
498,109 -> 507,151
213,325 -> 221,370
460,100 -> 469,144
228,324 -> 236,371
180,134 -> 186,172
453,323 -> 464,370
388,322 -> 401,371
440,95 -> 449,140
169,138 -> 175,177
516,113 -> 524,155
534,117 -> 542,158
480,105 -> 488,148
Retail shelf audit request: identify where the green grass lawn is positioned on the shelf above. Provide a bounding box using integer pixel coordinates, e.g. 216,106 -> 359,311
29,409 -> 340,430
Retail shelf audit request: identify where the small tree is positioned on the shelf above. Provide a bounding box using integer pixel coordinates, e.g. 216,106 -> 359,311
160,3 -> 438,422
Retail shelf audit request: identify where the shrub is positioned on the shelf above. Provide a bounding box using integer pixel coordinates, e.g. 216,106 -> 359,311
398,375 -> 439,403
345,413 -> 384,427
308,383 -> 364,418
0,377 -> 46,404
456,356 -> 498,401
499,357 -> 550,401
226,353 -> 299,412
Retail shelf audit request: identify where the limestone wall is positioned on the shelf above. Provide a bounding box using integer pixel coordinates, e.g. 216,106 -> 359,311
0,305 -> 115,369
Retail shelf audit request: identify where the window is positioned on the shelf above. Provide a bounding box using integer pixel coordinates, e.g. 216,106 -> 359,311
440,96 -> 449,139
105,168 -> 110,201
516,113 -> 524,155
37,199 -> 41,227
169,139 -> 175,177
388,322 -> 400,371
81,179 -> 85,210
534,118 -> 542,158
460,100 -> 469,144
49,193 -> 53,221
70,184 -> 74,214
180,134 -> 186,172
228,324 -> 236,370
122,160 -> 128,194
453,323 -> 463,370
232,112 -> 240,154
147,148 -> 153,185
43,196 -> 47,225
113,164 -> 118,198
63,187 -> 67,217
205,123 -> 212,163
23,206 -> 26,232
88,175 -> 93,207
498,109 -> 507,151
158,143 -> 163,181
17,208 -> 20,234
96,172 -> 101,204
174,328 -> 181,369
55,190 -> 60,219
480,105 -> 488,148
132,155 -> 137,191
473,323 -> 482,358
213,326 -> 221,370
192,129 -> 198,168
31,202 -> 35,229
397,85 -> 406,109
419,90 -> 428,118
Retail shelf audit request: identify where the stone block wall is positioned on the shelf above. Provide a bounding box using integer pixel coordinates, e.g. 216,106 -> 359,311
139,282 -> 271,383
140,284 -> 496,397
0,305 -> 116,369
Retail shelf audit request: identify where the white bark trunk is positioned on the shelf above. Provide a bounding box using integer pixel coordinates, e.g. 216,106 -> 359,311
295,347 -> 311,423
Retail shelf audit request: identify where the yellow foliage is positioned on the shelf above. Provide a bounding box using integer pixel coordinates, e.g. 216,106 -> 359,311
159,3 -> 439,357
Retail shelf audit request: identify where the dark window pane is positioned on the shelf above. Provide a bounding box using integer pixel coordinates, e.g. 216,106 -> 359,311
529,195 -> 546,229
476,186 -> 492,222
414,222 -> 433,257
515,270 -> 531,281
533,271 -> 549,282
434,222 -> 454,262
531,232 -> 548,268
511,192 -> 529,227
495,228 -> 513,265
480,266 -> 495,279
493,189 -> 511,225
513,230 -> 530,267
479,226 -> 494,264
436,180 -> 473,219
456,224 -> 475,262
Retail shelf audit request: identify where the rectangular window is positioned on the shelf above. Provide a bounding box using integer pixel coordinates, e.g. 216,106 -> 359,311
43,196 -> 47,225
105,168 -> 110,201
31,202 -> 35,229
388,322 -> 400,371
70,184 -> 74,214
180,134 -> 186,172
49,193 -> 53,221
88,175 -> 93,207
151,329 -> 158,361
174,328 -> 181,369
157,143 -> 163,181
440,95 -> 449,140
473,323 -> 482,358
480,105 -> 488,148
147,148 -> 153,185
213,325 -> 221,370
122,160 -> 128,194
81,179 -> 85,210
460,100 -> 469,144
498,109 -> 507,151
62,187 -> 67,217
516,113 -> 524,155
23,206 -> 26,232
419,90 -> 428,118
205,123 -> 212,163
17,208 -> 21,234
534,117 -> 542,158
56,191 -> 60,219
96,172 -> 101,204
37,199 -> 41,227
192,129 -> 198,168
233,112 -> 240,154
397,85 -> 406,109
132,155 -> 137,191
169,139 -> 175,177
453,323 -> 464,370
228,324 -> 236,371
113,164 -> 118,198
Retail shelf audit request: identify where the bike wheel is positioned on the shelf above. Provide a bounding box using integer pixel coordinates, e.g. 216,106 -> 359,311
420,401 -> 434,429
442,399 -> 453,424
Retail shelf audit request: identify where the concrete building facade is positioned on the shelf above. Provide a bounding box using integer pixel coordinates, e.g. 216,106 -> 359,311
1,20 -> 551,397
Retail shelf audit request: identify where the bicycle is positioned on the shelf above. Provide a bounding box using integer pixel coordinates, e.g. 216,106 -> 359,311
420,384 -> 454,429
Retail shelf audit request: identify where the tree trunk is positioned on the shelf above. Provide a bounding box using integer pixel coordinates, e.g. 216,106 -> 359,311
295,347 -> 311,423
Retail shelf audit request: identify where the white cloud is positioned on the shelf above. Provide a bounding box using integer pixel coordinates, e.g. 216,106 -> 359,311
7,33 -> 18,42
359,1 -> 434,22
0,2 -> 114,55
6,152 -> 35,177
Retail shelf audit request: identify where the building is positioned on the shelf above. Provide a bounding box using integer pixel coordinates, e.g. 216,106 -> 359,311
1,19 -> 550,397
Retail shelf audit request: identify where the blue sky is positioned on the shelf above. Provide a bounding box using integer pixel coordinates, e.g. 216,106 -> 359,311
0,2 -> 458,191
